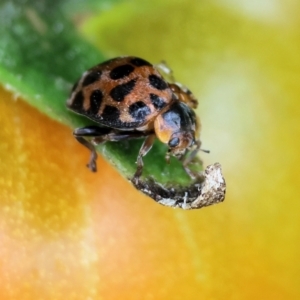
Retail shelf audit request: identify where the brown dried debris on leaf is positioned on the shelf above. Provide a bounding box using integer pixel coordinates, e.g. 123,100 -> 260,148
131,162 -> 226,210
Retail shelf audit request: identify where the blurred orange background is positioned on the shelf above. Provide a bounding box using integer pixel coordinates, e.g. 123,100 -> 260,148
0,1 -> 299,299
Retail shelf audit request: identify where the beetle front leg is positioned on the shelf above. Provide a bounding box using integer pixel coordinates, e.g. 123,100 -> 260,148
133,134 -> 156,183
181,140 -> 209,180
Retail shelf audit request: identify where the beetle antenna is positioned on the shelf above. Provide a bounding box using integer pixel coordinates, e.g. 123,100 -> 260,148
200,148 -> 210,153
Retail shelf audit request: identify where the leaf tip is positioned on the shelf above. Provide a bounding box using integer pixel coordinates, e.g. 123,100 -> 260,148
130,162 -> 226,210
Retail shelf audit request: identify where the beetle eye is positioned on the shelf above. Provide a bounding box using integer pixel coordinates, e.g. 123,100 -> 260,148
168,137 -> 180,148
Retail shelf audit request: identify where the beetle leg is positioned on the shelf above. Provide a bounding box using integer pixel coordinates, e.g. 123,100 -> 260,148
181,140 -> 210,180
183,140 -> 201,166
182,140 -> 202,180
182,163 -> 198,180
73,126 -> 150,172
73,126 -> 110,172
133,134 -> 156,183
165,150 -> 171,164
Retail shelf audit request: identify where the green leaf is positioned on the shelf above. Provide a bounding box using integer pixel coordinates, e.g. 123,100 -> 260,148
0,0 -> 225,208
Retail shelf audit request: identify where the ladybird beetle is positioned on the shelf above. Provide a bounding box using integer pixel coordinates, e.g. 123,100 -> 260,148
67,56 -> 208,182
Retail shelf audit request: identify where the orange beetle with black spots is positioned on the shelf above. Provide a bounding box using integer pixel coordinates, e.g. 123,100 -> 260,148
67,56 -> 208,182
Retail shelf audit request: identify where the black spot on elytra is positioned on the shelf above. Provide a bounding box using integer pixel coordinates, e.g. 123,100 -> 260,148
150,93 -> 167,110
149,74 -> 168,90
102,105 -> 120,121
82,70 -> 102,87
110,79 -> 136,102
88,89 -> 103,115
110,64 -> 134,80
130,57 -> 152,67
129,101 -> 151,121
70,91 -> 84,110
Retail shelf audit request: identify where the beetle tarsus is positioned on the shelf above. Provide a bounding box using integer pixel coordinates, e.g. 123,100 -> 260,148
87,150 -> 98,172
132,170 -> 142,185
